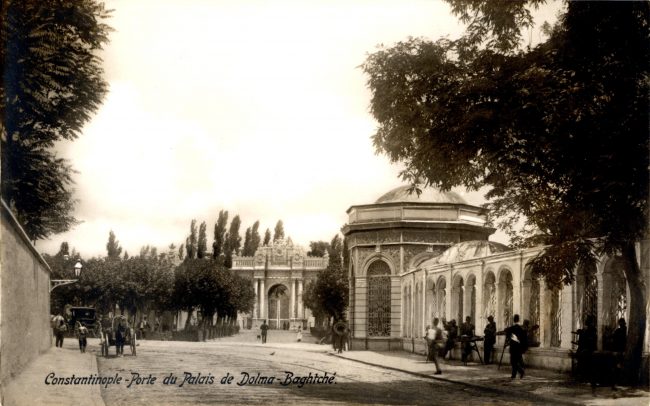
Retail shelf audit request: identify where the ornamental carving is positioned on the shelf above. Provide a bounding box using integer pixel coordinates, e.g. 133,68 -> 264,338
351,230 -> 401,246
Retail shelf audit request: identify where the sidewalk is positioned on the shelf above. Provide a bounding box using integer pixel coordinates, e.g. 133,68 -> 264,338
333,349 -> 650,406
1,339 -> 104,406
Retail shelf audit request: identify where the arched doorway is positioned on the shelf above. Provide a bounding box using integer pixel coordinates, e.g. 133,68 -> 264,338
268,284 -> 289,329
367,260 -> 391,337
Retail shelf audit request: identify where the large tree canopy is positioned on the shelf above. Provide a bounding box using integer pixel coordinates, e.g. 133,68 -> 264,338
1,0 -> 112,239
363,1 -> 648,382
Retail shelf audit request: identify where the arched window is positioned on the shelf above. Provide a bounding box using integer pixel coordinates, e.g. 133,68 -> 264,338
498,270 -> 513,329
436,277 -> 446,319
483,272 -> 497,321
367,260 -> 391,337
603,258 -> 627,349
576,264 -> 598,329
452,276 -> 464,322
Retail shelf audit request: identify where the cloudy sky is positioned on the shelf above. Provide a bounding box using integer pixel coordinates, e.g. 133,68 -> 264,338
41,0 -> 560,258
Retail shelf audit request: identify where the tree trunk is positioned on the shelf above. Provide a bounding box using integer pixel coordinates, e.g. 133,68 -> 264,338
621,242 -> 647,385
184,308 -> 194,330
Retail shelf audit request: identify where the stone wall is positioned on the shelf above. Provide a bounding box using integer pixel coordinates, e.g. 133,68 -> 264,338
0,201 -> 51,386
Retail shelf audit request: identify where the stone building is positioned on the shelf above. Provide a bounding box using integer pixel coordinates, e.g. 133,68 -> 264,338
232,238 -> 328,330
344,186 -> 650,371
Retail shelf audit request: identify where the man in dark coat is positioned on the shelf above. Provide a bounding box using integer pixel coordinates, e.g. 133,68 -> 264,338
505,314 -> 528,379
460,316 -> 475,363
260,320 -> 269,344
483,315 -> 497,364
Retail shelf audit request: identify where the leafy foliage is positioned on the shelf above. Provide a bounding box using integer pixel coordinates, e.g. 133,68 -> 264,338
1,0 -> 112,239
303,234 -> 348,323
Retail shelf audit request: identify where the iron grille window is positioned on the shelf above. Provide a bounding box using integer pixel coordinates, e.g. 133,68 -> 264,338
367,261 -> 391,337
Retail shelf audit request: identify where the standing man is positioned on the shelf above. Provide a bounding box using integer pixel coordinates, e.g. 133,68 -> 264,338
427,318 -> 443,374
505,314 -> 527,379
53,313 -> 66,348
460,316 -> 475,363
483,315 -> 497,365
260,320 -> 269,344
76,322 -> 88,353
139,316 -> 149,340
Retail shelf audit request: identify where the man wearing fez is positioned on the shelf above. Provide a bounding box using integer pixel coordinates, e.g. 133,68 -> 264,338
483,315 -> 497,365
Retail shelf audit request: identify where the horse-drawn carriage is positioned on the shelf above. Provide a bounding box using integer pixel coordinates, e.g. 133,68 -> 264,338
67,307 -> 100,337
99,315 -> 137,357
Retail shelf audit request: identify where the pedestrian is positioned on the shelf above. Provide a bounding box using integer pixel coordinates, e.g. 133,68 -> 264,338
427,318 -> 443,374
483,315 -> 497,364
460,316 -> 475,363
505,314 -> 527,379
424,325 -> 432,360
53,313 -> 67,348
260,320 -> 269,344
333,320 -> 348,353
77,322 -> 88,353
443,319 -> 458,360
612,318 -> 626,389
575,315 -> 597,390
296,327 -> 303,342
139,316 -> 149,340
115,317 -> 126,356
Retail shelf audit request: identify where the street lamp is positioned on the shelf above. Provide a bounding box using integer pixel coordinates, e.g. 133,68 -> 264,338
50,259 -> 82,292
74,261 -> 83,277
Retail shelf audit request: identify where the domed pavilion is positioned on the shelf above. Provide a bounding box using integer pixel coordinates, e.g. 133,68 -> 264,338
342,184 -> 496,350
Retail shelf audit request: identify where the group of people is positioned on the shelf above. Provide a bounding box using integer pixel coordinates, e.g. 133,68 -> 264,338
424,314 -> 532,379
573,315 -> 627,390
51,313 -> 89,353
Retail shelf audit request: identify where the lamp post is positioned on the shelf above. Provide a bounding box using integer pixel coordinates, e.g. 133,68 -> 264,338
50,260 -> 83,292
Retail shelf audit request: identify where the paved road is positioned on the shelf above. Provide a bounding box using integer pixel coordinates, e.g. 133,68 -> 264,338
95,340 -> 545,405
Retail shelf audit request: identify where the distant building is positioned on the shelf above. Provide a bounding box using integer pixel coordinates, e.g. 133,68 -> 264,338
232,238 -> 328,330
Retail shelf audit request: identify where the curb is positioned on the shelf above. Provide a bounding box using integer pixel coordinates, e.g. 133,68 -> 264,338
330,353 -> 581,406
88,354 -> 107,406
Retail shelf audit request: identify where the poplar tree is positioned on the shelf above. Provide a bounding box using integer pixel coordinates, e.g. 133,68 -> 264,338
197,221 -> 207,259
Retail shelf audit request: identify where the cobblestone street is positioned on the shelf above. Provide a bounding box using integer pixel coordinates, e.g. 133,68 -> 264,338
95,339 -> 537,406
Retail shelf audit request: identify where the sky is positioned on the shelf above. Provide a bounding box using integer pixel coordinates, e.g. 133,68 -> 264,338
41,0 -> 561,258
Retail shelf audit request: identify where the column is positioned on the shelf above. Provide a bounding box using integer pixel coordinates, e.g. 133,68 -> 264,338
290,279 -> 296,320
260,279 -> 266,320
297,280 -> 304,320
422,272 -> 427,331
538,279 -> 547,347
560,283 -> 573,349
254,279 -> 259,319
476,264 -> 485,334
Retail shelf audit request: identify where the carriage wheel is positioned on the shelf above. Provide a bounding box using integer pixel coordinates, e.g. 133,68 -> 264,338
130,333 -> 137,356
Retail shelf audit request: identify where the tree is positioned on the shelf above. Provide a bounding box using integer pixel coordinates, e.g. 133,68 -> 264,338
307,241 -> 330,257
106,230 -> 122,261
250,221 -> 261,254
185,219 -> 197,260
224,215 -> 241,268
1,0 -> 112,240
178,243 -> 184,261
197,221 -> 208,259
242,227 -> 253,256
263,228 -> 271,246
212,210 -> 228,259
362,1 -> 649,383
303,234 -> 348,324
273,220 -> 285,242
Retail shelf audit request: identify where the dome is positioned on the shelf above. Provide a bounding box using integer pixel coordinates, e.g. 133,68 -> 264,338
420,240 -> 512,267
376,185 -> 467,205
